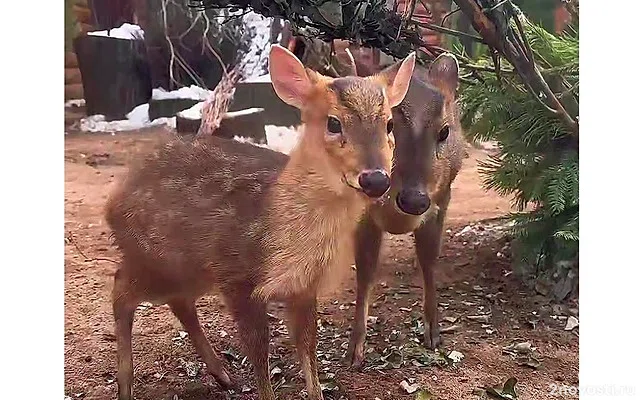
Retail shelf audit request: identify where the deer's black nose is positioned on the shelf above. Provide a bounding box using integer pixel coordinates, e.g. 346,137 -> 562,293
358,169 -> 391,198
396,188 -> 430,215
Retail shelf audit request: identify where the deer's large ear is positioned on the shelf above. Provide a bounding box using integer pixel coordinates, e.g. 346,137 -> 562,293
376,52 -> 416,107
269,44 -> 314,109
333,40 -> 358,76
426,53 -> 459,99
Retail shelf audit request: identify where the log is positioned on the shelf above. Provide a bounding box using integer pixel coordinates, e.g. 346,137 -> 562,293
65,51 -> 79,68
74,35 -> 151,120
65,83 -> 84,100
65,67 -> 83,85
72,4 -> 92,24
176,115 -> 202,136
177,108 -> 267,144
230,81 -> 300,127
149,98 -> 200,121
214,108 -> 267,143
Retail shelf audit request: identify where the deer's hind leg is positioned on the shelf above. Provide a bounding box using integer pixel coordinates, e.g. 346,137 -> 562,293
168,298 -> 232,388
112,268 -> 141,400
227,288 -> 275,400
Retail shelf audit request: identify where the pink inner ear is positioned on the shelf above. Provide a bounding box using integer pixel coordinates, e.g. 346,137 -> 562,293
269,46 -> 312,107
387,53 -> 416,107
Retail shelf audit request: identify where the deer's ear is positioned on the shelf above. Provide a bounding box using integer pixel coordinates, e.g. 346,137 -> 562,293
427,53 -> 459,98
269,44 -> 314,108
334,40 -> 358,76
376,52 -> 416,108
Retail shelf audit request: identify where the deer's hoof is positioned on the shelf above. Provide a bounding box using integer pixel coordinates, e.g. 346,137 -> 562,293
213,368 -> 233,389
424,326 -> 442,350
345,338 -> 366,370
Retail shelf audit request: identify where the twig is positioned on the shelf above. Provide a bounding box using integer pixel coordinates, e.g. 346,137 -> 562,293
201,10 -> 229,79
442,7 -> 461,26
178,11 -> 202,40
559,80 -> 578,99
161,0 -> 180,89
65,233 -> 118,264
414,20 -> 484,42
512,10 -> 534,66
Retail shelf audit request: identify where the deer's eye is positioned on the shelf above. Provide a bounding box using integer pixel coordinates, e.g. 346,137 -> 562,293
386,119 -> 394,134
438,125 -> 450,142
327,116 -> 342,135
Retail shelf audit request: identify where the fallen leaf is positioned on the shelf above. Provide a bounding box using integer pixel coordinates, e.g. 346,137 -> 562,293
415,388 -> 435,399
517,357 -> 541,370
443,316 -> 458,323
178,359 -> 200,378
447,350 -> 464,364
467,315 -> 491,323
440,324 -> 460,333
482,377 -> 518,399
564,316 -> 579,331
270,366 -> 282,379
401,380 -> 420,394
222,348 -> 239,361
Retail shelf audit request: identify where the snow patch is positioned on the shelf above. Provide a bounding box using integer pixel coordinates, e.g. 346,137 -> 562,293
152,85 -> 210,101
87,23 -> 145,41
232,125 -> 301,155
80,103 -> 175,133
177,101 -> 205,120
65,99 -> 86,108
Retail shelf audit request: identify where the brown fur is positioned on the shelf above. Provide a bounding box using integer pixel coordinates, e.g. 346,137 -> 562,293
105,45 -> 415,400
335,50 -> 468,368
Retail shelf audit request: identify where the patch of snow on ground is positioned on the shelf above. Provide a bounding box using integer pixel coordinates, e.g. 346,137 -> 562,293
80,103 -> 175,133
240,13 -> 271,80
177,102 -> 205,120
65,99 -> 86,108
87,23 -> 144,40
152,85 -> 210,101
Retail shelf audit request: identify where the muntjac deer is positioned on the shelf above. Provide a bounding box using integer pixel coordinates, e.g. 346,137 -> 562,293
335,45 -> 467,368
105,44 -> 416,400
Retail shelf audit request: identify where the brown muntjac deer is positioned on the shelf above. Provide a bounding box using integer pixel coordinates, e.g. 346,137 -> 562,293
105,44 -> 416,400
335,46 -> 467,368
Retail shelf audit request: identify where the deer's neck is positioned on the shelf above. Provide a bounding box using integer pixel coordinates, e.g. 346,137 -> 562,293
255,133 -> 366,301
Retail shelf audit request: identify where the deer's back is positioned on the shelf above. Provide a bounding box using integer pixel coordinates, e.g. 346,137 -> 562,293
105,136 -> 288,298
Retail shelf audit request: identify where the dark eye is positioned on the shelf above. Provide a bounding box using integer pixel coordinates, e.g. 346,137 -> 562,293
438,125 -> 450,142
386,119 -> 394,134
327,116 -> 342,134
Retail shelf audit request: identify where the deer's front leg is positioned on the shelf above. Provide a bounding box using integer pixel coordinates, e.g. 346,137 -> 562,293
413,195 -> 449,350
287,296 -> 323,400
346,216 -> 383,369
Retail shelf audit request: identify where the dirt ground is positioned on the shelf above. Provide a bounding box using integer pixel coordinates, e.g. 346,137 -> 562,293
64,127 -> 578,400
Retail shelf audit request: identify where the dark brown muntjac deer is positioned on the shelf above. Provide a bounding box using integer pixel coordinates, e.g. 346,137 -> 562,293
335,45 -> 467,369
105,44 -> 416,400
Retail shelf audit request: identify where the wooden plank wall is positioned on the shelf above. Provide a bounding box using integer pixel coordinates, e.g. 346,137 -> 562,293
65,0 -> 95,100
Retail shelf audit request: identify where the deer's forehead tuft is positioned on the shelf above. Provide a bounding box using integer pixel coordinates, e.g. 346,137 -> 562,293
329,77 -> 385,118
